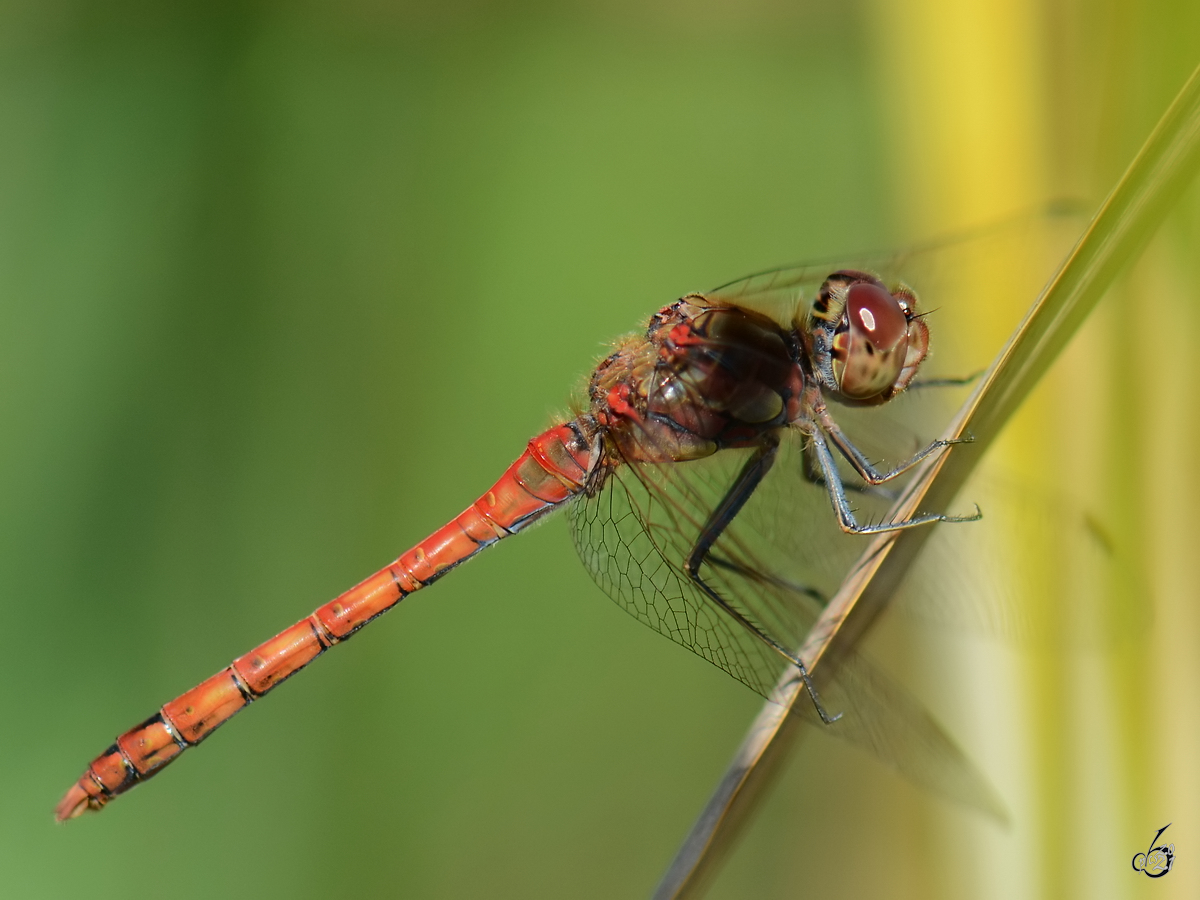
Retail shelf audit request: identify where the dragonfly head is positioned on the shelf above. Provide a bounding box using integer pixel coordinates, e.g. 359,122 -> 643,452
808,271 -> 929,404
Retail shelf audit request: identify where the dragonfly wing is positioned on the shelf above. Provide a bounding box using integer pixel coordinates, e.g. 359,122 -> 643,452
569,430 -> 1002,815
814,649 -> 1008,819
707,207 -> 1085,384
569,448 -> 789,699
570,429 -> 927,694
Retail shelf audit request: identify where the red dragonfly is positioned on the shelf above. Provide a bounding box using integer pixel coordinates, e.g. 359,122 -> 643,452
57,250 -> 988,821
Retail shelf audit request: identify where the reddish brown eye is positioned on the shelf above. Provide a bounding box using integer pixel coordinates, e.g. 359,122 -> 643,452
833,282 -> 911,399
847,282 -> 907,347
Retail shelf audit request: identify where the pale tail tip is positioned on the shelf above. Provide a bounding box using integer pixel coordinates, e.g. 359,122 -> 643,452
55,782 -> 101,822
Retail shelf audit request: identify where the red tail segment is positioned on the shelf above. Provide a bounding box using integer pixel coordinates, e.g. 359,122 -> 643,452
56,422 -> 596,821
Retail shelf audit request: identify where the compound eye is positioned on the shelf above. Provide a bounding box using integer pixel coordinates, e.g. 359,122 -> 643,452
833,282 -> 910,399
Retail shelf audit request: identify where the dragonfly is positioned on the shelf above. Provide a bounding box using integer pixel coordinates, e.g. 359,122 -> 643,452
57,242 -> 1001,822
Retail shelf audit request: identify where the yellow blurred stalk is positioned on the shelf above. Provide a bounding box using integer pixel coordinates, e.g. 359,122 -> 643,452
867,1 -> 1198,898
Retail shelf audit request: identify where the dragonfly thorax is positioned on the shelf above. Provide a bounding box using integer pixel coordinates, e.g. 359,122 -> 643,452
589,296 -> 803,463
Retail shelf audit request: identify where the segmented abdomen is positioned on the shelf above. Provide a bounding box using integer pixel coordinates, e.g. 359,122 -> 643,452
56,421 -> 596,820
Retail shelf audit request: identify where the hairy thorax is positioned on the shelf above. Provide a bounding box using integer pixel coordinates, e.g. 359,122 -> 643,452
588,295 -> 805,464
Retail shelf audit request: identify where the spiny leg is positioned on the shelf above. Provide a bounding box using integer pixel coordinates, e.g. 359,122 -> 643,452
806,425 -> 981,535
800,440 -> 899,503
682,434 -> 841,724
706,553 -> 826,605
908,369 -> 984,390
814,402 -> 973,485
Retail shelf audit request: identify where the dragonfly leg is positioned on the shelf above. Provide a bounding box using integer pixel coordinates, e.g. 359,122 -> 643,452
683,435 -> 842,725
806,425 -> 981,534
814,403 -> 972,485
706,554 -> 826,606
800,441 -> 900,502
908,369 -> 985,390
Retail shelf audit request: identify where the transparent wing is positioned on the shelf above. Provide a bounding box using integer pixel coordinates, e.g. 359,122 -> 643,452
568,430 -> 1004,814
894,464 -> 1140,650
568,450 -> 787,698
569,430 -> 876,695
708,207 -> 1085,384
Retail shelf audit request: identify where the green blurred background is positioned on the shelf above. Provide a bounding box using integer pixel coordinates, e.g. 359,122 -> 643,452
1,1 -> 1196,898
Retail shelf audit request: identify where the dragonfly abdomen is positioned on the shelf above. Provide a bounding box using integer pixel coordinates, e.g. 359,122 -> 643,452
55,422 -> 597,821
